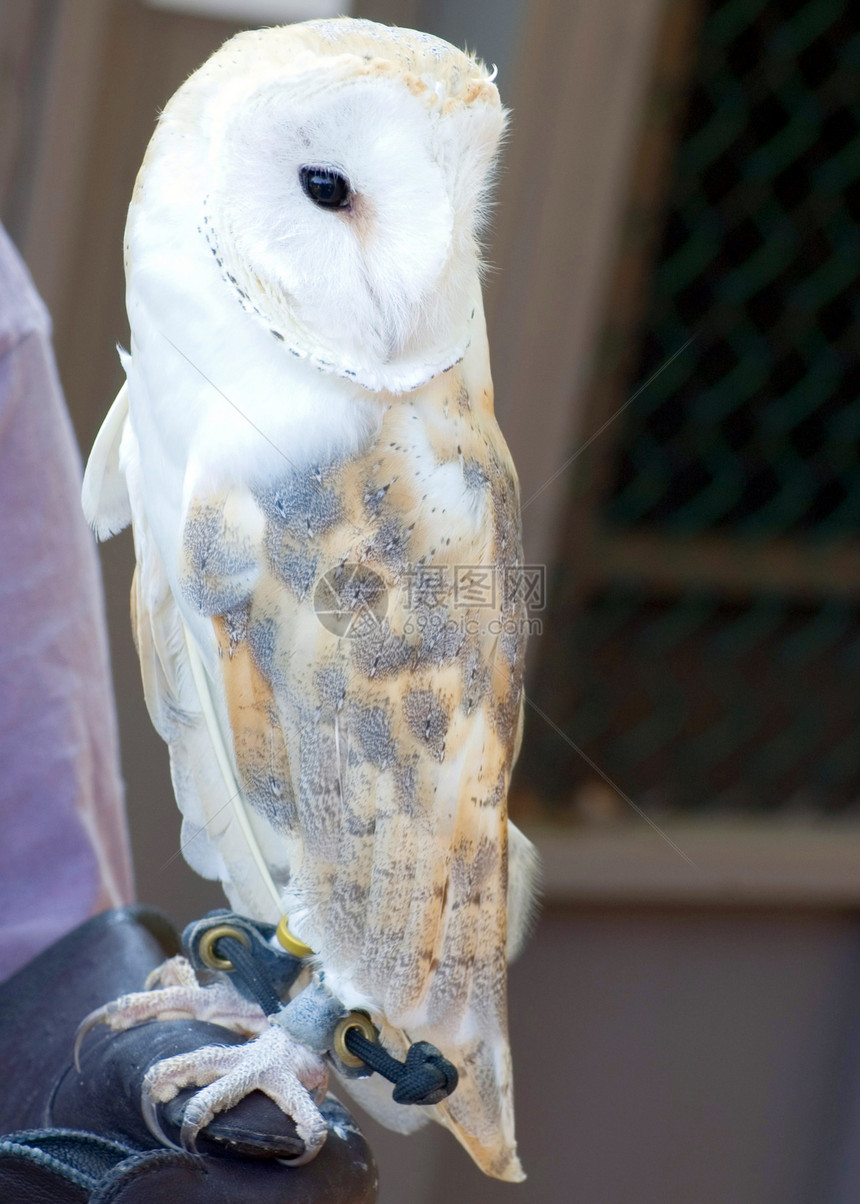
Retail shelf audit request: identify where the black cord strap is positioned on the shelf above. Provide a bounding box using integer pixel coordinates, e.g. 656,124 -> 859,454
183,911 -> 459,1107
183,911 -> 304,1009
214,935 -> 283,1016
342,1028 -> 458,1106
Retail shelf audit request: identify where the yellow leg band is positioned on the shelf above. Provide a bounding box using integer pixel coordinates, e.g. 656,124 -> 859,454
276,915 -> 314,959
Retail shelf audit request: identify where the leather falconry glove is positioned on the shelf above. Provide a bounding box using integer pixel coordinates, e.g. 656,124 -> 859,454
0,906 -> 378,1203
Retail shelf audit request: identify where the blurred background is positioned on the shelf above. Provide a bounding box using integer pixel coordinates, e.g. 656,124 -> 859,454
2,0 -> 860,1199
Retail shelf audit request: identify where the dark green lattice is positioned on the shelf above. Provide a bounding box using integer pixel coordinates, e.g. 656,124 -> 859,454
606,0 -> 860,538
524,585 -> 860,814
521,0 -> 860,815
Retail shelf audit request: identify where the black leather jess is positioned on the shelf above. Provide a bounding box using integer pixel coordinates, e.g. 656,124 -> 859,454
0,905 -> 378,1203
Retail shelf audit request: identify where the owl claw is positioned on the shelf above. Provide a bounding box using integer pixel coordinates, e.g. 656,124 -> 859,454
141,1089 -> 185,1154
74,1003 -> 113,1073
73,958 -> 268,1073
142,1024 -> 330,1163
76,959 -> 328,1160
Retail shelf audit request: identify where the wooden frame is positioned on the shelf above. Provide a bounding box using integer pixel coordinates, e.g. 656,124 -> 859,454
533,819 -> 860,908
485,0 -> 670,572
541,0 -> 707,592
550,0 -> 860,606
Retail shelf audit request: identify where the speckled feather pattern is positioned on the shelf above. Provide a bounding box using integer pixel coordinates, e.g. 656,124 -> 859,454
183,368 -> 525,1175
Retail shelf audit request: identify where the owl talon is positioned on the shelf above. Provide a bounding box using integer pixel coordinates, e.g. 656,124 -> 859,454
74,961 -> 268,1072
74,1004 -> 111,1073
141,1089 -> 185,1154
142,1023 -> 329,1163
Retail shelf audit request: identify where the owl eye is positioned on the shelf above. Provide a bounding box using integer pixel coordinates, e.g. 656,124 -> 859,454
299,167 -> 351,210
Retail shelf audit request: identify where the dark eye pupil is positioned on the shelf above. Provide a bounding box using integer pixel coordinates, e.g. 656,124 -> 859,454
299,167 -> 350,209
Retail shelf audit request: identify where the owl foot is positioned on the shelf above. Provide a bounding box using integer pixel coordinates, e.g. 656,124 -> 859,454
74,955 -> 268,1069
142,1022 -> 329,1163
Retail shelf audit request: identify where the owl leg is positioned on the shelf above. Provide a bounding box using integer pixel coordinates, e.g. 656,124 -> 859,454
142,1022 -> 329,1162
74,955 -> 268,1067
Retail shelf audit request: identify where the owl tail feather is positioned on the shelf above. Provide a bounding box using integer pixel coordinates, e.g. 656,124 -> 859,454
81,379 -> 132,540
342,1020 -> 523,1182
432,1033 -> 524,1182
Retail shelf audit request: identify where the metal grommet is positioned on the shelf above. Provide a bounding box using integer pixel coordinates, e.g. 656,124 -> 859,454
276,915 -> 314,959
333,1012 -> 376,1069
198,924 -> 251,972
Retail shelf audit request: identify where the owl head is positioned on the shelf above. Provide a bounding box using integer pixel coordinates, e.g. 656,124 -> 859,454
134,19 -> 506,393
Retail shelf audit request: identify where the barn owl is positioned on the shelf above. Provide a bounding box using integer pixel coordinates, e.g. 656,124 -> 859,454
82,17 -> 538,1183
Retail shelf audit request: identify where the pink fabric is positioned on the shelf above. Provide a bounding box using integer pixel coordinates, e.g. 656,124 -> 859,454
0,224 -> 133,979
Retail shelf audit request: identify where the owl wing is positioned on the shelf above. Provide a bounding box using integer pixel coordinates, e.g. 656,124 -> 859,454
174,420 -> 533,1179
82,389 -> 537,959
82,382 -> 294,917
204,551 -> 526,1181
84,372 -> 534,1183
